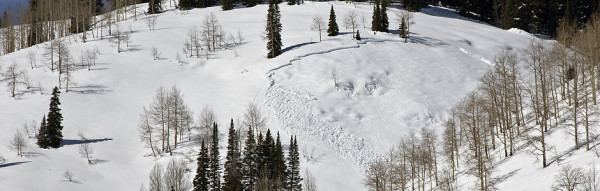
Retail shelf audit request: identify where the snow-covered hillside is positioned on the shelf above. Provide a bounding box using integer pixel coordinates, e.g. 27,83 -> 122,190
0,1 -> 566,190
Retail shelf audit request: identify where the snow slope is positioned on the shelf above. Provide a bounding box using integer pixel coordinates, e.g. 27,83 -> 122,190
0,1 -> 556,190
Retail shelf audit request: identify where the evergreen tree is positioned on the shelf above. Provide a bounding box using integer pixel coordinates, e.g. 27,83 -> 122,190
380,2 -> 389,32
287,0 -> 295,5
274,132 -> 286,183
266,0 -> 283,58
95,0 -> 105,15
36,115 -> 49,148
46,87 -> 63,148
286,136 -> 302,191
148,0 -> 162,14
327,5 -> 339,36
223,119 -> 243,191
242,123 -> 258,190
193,140 -> 210,191
258,130 -> 275,179
356,30 -> 361,40
399,18 -> 407,38
372,1 -> 381,32
222,0 -> 234,11
208,122 -> 221,191
180,0 -> 195,10
246,0 -> 257,7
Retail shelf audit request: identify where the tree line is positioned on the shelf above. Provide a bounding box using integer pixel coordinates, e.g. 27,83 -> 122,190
139,86 -> 307,191
365,11 -> 600,191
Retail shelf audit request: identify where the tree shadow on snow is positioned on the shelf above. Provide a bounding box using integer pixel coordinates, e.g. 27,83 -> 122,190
22,151 -> 45,158
60,138 -> 113,146
90,159 -> 109,165
68,85 -> 112,95
0,161 -> 31,168
282,42 -> 317,53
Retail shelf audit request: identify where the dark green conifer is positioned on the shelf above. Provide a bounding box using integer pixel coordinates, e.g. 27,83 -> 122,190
286,136 -> 302,191
36,115 -> 49,148
266,0 -> 283,58
208,122 -> 221,190
223,119 -> 243,191
327,5 -> 339,36
47,87 -> 63,148
193,140 -> 210,191
242,124 -> 258,190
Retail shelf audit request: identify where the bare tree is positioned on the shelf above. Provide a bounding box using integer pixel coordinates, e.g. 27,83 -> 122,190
152,46 -> 161,60
149,163 -> 165,191
63,169 -> 75,182
344,10 -> 359,38
79,141 -> 94,164
552,165 -> 584,191
139,107 -> 158,157
10,129 -> 27,157
2,63 -> 26,98
236,28 -> 245,44
197,105 -> 216,141
60,58 -> 75,92
113,24 -> 125,53
146,16 -> 158,31
27,51 -> 37,69
311,16 -> 326,42
164,159 -> 192,191
304,169 -> 318,191
243,103 -> 267,135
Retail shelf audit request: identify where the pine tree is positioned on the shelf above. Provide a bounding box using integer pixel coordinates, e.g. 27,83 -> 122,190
222,0 -> 234,11
286,136 -> 302,191
327,5 -> 339,36
208,122 -> 221,191
36,115 -> 49,148
274,132 -> 286,183
380,2 -> 389,32
180,0 -> 195,10
372,1 -> 381,32
95,0 -> 105,15
242,124 -> 258,190
400,18 -> 407,38
356,30 -> 361,40
223,119 -> 243,191
46,87 -> 63,148
266,0 -> 283,58
148,0 -> 162,14
193,140 -> 210,191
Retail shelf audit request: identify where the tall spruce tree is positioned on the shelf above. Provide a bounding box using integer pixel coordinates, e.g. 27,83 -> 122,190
380,2 -> 389,32
148,0 -> 162,14
223,119 -> 243,191
242,124 -> 258,190
372,1 -> 381,32
274,133 -> 286,184
286,136 -> 302,191
266,0 -> 283,58
193,140 -> 210,191
47,87 -> 63,148
327,5 -> 339,36
208,122 -> 221,190
36,115 -> 49,148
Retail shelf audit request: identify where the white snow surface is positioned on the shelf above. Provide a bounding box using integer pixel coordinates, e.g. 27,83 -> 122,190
0,2 -> 582,191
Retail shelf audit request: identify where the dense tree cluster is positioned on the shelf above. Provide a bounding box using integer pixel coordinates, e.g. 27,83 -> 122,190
371,0 -> 389,32
366,12 -> 600,191
435,0 -> 600,36
139,86 -> 195,156
191,123 -> 303,191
